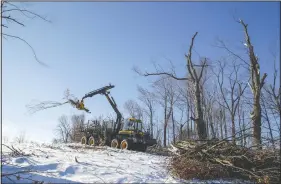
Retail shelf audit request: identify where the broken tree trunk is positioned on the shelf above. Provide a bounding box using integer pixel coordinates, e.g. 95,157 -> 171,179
240,20 -> 267,149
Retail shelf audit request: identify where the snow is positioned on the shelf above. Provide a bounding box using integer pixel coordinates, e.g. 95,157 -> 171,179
2,142 -> 252,184
2,142 -> 178,183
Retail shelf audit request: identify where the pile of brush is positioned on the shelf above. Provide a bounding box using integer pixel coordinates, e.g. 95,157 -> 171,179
146,144 -> 171,156
170,140 -> 280,184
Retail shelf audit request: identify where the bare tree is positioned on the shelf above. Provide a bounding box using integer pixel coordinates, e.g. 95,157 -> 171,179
123,99 -> 144,120
70,114 -> 86,142
263,62 -> 280,117
153,77 -> 171,147
212,106 -> 224,140
171,107 -> 177,144
261,94 -> 276,148
259,54 -> 280,148
71,114 -> 85,130
14,131 -> 26,143
155,123 -> 163,146
176,80 -> 194,139
134,32 -> 208,140
202,90 -> 217,139
124,100 -> 136,117
214,20 -> 267,149
153,76 -> 179,146
137,86 -> 157,137
237,98 -> 244,145
174,102 -> 187,141
212,59 -> 248,144
55,115 -> 72,143
240,20 -> 267,149
184,34 -> 209,140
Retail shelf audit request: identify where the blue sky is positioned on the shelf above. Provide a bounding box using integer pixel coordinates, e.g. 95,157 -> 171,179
2,2 -> 280,142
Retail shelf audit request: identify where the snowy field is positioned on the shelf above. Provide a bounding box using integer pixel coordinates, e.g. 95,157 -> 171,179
2,142 -> 252,183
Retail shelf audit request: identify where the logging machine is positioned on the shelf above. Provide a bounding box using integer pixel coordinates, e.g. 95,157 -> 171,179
79,84 -> 157,151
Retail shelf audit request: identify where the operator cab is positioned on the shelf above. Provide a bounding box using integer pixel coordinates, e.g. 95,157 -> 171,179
121,118 -> 143,132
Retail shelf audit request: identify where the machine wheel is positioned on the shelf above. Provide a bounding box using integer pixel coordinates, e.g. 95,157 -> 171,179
120,139 -> 131,150
111,139 -> 119,148
88,136 -> 95,146
81,136 -> 87,145
139,144 -> 147,152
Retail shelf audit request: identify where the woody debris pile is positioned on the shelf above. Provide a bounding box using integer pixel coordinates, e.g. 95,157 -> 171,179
170,140 -> 280,184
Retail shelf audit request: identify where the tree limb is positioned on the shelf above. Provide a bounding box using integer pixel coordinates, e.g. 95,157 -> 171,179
2,33 -> 48,67
143,72 -> 189,81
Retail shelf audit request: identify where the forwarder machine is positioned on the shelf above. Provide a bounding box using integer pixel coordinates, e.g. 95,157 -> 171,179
79,84 -> 157,151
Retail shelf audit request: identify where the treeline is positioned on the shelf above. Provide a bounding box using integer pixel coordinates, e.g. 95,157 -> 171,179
53,113 -> 117,144
53,114 -> 108,143
125,20 -> 280,150
53,114 -> 85,143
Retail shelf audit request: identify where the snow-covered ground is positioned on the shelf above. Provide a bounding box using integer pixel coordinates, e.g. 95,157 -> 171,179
2,142 -> 252,183
2,142 -> 180,183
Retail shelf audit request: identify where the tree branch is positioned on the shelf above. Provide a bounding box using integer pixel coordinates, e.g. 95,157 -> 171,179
2,2 -> 51,23
260,73 -> 267,89
143,72 -> 189,81
2,33 -> 48,67
185,32 -> 198,81
2,1 -> 51,66
2,15 -> 25,26
213,39 -> 250,67
198,58 -> 208,81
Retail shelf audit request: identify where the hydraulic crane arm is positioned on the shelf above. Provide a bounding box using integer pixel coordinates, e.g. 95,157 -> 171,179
81,84 -> 122,134
82,84 -> 115,100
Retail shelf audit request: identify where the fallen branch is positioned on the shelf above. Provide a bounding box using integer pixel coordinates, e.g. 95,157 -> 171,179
2,144 -> 30,157
26,89 -> 91,114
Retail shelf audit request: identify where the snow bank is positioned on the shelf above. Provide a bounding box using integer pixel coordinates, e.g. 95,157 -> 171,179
2,142 -> 252,183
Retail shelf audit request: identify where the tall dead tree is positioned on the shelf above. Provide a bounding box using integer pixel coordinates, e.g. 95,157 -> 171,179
240,20 -> 267,149
134,32 -> 208,140
215,20 -> 268,149
185,33 -> 208,140
197,59 -> 215,139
